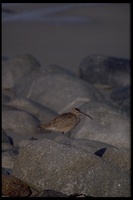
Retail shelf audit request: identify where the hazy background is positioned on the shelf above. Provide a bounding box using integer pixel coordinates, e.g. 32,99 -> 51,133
2,3 -> 130,75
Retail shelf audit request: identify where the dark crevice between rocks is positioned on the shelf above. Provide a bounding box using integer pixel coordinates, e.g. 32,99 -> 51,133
94,147 -> 107,157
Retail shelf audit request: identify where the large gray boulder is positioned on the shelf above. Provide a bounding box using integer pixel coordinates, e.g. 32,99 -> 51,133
79,55 -> 130,88
6,97 -> 57,123
2,129 -> 13,151
110,85 -> 130,116
13,73 -> 104,113
70,101 -> 130,149
2,54 -> 41,90
25,136 -> 130,173
12,139 -> 130,197
2,129 -> 13,145
2,89 -> 16,104
2,105 -> 40,139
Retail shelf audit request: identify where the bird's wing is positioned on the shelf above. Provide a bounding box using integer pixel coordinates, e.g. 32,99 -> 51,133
45,113 -> 76,128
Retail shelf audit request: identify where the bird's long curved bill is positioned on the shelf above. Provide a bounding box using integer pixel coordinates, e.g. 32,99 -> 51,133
80,111 -> 93,120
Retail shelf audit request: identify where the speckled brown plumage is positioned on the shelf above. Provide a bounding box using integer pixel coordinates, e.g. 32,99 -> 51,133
37,108 -> 92,134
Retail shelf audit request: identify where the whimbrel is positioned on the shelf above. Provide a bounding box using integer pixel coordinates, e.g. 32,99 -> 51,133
37,108 -> 93,145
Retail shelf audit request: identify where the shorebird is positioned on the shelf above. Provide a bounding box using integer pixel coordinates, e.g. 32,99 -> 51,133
37,108 -> 93,145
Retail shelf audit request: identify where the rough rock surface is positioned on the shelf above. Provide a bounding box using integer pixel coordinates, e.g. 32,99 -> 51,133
2,175 -> 32,197
2,150 -> 18,169
31,189 -> 68,197
12,139 -> 130,197
2,54 -> 130,197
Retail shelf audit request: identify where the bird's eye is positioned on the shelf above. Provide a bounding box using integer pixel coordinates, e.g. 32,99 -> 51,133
74,108 -> 80,112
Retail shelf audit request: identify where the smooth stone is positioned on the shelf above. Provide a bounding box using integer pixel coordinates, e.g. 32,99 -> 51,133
110,85 -> 130,115
2,129 -> 14,151
6,97 -> 57,123
2,105 -> 40,136
3,132 -> 43,149
111,86 -> 130,101
70,101 -> 130,149
2,129 -> 13,145
2,95 -> 11,104
12,139 -> 130,197
39,63 -> 76,76
13,73 -> 104,113
2,54 -> 41,90
2,89 -> 16,104
79,55 -> 130,88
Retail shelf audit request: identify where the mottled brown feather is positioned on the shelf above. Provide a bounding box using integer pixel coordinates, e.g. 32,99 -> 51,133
37,108 -> 92,135
38,112 -> 80,133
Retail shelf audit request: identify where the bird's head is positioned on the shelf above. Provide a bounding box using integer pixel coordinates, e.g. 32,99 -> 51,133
71,108 -> 93,120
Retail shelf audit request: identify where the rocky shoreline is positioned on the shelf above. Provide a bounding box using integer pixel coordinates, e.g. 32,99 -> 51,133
2,54 -> 130,197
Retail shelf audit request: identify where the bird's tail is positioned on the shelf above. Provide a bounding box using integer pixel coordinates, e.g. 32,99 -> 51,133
37,124 -> 45,130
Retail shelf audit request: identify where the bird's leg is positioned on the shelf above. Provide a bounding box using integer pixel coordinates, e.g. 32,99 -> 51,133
62,132 -> 67,145
62,132 -> 71,147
